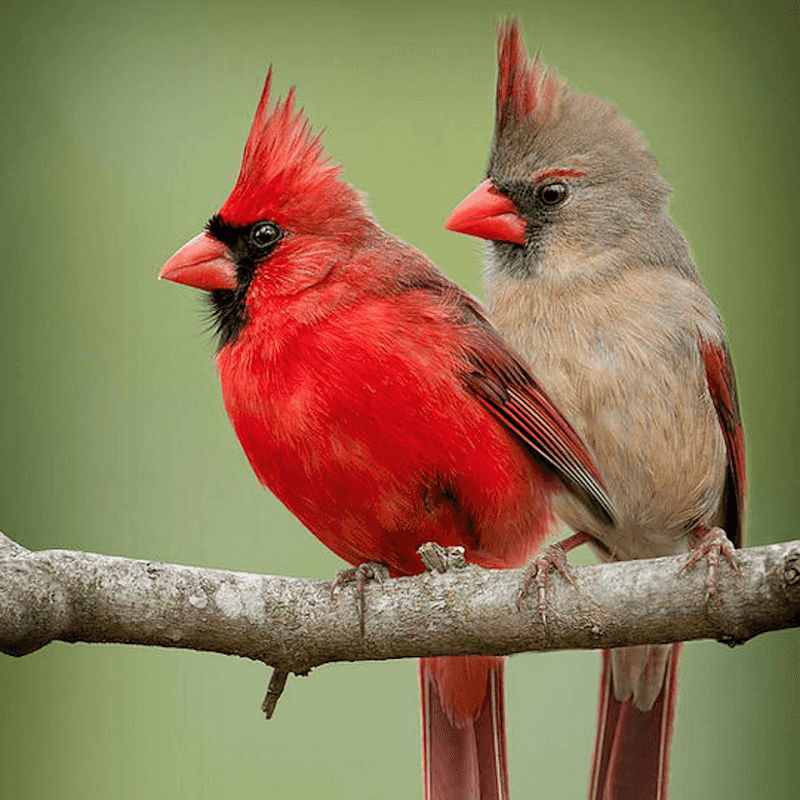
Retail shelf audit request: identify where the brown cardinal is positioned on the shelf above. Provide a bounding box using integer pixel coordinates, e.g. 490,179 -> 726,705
446,21 -> 745,800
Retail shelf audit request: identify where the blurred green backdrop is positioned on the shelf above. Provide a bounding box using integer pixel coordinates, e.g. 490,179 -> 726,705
1,0 -> 797,798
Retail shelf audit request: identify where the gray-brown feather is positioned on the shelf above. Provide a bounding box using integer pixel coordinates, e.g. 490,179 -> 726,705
486,266 -> 727,563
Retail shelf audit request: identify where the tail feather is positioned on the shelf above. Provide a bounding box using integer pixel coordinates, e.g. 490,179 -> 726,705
590,644 -> 681,800
420,655 -> 509,800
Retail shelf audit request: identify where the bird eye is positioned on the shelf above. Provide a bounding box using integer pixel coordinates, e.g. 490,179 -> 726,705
250,220 -> 283,249
538,182 -> 568,206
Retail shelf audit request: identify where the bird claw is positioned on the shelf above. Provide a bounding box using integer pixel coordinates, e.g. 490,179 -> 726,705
332,562 -> 390,636
679,525 -> 740,603
417,542 -> 466,574
517,542 -> 576,626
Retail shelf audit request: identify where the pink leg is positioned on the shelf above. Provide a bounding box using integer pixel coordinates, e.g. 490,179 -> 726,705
332,562 -> 390,635
679,524 -> 740,602
517,531 -> 594,625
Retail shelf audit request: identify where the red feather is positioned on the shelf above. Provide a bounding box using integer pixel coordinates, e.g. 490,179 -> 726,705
495,20 -> 567,135
219,68 -> 363,232
700,339 -> 746,546
421,656 -> 509,800
590,646 -> 681,800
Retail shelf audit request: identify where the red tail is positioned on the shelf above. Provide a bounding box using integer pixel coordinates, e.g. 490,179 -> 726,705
420,656 -> 509,800
590,644 -> 681,800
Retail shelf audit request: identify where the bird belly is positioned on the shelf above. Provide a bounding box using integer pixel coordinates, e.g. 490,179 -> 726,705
216,326 -> 554,576
488,272 -> 728,561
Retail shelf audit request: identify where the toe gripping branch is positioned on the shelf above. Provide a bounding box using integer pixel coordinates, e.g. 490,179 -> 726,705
332,562 -> 391,637
517,531 -> 594,626
679,525 -> 741,603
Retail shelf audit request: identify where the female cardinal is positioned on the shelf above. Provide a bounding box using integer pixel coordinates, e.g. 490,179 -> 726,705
446,21 -> 746,800
159,70 -> 613,800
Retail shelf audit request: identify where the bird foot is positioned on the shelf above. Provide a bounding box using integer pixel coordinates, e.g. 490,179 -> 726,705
332,562 -> 390,636
517,532 -> 593,625
517,543 -> 575,626
679,525 -> 741,602
417,542 -> 466,574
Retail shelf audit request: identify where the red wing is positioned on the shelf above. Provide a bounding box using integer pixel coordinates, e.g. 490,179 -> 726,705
700,339 -> 746,546
392,258 -> 613,527
462,326 -> 614,527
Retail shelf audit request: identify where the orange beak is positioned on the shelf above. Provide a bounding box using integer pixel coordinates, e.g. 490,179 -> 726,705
158,233 -> 238,291
445,180 -> 527,245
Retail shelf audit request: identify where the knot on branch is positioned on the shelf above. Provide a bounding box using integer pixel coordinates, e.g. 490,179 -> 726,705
782,552 -> 800,589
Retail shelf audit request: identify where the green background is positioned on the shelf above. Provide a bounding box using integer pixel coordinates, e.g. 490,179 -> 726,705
1,0 -> 797,798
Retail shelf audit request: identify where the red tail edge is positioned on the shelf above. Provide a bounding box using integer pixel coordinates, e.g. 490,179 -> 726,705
590,644 -> 682,800
420,656 -> 509,800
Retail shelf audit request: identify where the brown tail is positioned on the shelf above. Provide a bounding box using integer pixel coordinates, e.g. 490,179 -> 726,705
589,644 -> 681,800
420,655 -> 509,800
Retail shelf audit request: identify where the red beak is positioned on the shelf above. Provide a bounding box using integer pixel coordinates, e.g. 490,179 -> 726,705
158,233 -> 238,291
445,179 -> 527,246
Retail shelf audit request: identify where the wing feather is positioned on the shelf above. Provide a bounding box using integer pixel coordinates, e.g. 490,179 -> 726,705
460,321 -> 614,526
699,339 -> 746,545
393,258 -> 614,527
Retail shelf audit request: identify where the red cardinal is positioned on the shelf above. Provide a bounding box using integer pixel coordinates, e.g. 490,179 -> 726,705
159,71 -> 613,800
446,21 -> 746,800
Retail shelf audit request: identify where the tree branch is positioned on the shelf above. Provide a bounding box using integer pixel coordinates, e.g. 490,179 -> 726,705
2,530 -> 799,679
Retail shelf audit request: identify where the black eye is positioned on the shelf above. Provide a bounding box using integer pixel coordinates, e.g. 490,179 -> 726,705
250,220 -> 283,249
538,182 -> 568,206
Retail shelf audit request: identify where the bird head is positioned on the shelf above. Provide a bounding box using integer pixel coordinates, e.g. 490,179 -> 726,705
447,21 -> 673,284
159,69 -> 370,349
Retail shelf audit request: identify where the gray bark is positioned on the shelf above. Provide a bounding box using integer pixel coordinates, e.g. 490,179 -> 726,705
3,530 -> 798,673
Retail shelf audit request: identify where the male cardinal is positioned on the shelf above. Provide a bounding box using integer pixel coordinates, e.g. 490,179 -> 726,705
159,70 -> 613,799
446,21 -> 746,800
